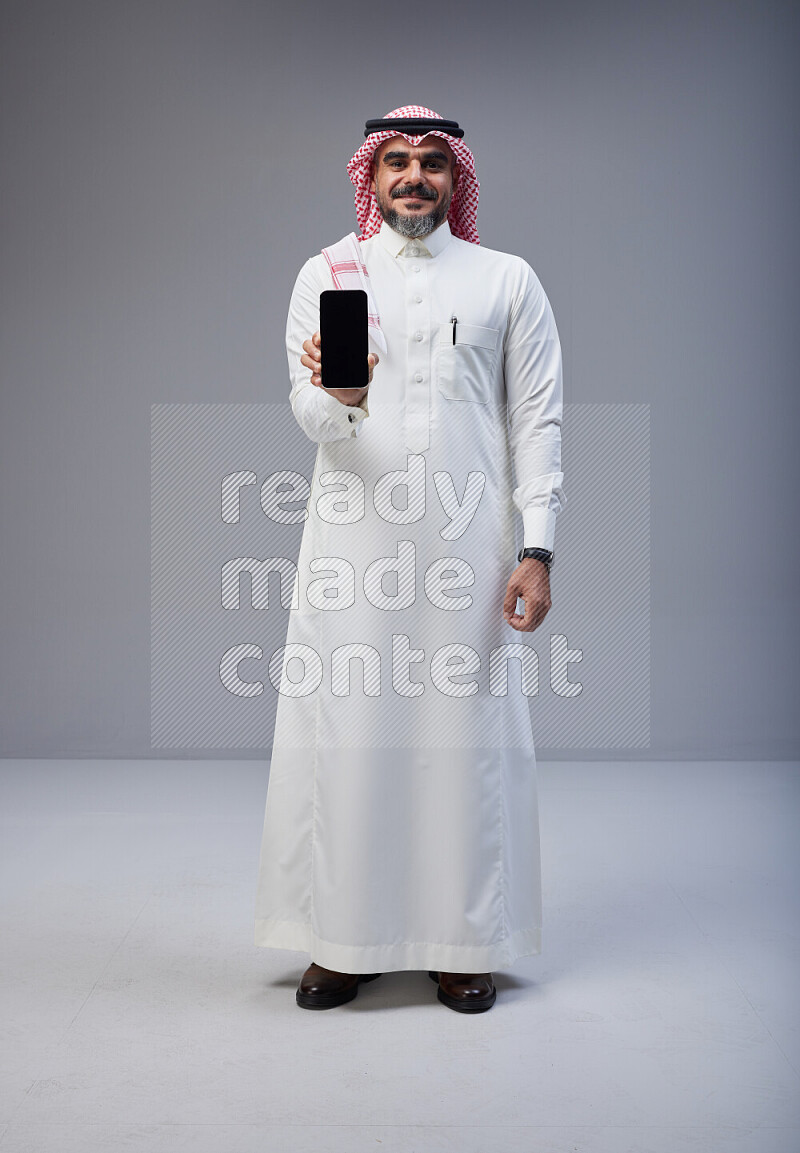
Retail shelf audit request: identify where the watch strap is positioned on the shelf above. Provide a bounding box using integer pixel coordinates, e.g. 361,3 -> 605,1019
517,546 -> 554,572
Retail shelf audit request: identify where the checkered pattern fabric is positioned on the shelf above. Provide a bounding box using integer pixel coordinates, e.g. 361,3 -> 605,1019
346,105 -> 480,244
321,232 -> 388,354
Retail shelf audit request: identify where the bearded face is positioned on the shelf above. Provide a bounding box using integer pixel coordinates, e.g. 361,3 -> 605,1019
370,135 -> 460,238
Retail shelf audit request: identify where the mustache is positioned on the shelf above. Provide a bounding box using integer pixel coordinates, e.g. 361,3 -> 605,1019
391,184 -> 437,201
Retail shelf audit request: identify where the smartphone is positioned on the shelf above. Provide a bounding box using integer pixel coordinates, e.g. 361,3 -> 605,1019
319,289 -> 369,390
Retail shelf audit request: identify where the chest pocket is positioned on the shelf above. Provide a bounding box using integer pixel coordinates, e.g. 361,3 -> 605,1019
436,322 -> 501,404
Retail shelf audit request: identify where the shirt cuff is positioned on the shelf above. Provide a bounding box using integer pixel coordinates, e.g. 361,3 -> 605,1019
318,387 -> 370,438
522,506 -> 557,553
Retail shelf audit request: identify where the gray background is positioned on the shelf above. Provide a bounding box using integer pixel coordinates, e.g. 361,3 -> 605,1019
0,0 -> 797,759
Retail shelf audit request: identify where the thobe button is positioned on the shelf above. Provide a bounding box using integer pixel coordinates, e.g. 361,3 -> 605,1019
348,413 -> 355,422
409,246 -> 419,256
414,373 -> 424,382
412,265 -> 420,273
414,295 -> 423,303
414,331 -> 424,342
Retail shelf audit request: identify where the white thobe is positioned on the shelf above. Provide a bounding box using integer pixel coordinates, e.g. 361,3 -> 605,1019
254,218 -> 566,973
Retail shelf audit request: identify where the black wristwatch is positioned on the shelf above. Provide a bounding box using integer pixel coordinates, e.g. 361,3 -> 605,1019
517,547 -> 554,573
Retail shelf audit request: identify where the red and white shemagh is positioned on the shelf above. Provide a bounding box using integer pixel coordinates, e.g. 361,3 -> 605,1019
346,105 -> 480,245
322,233 -> 388,353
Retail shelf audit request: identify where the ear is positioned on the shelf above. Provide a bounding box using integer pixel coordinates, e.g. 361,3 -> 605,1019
369,158 -> 377,196
452,161 -> 461,192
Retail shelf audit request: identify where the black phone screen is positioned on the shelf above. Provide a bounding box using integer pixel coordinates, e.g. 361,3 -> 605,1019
319,289 -> 369,391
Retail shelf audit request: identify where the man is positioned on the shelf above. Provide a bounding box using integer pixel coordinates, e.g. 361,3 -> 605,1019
254,106 -> 566,1013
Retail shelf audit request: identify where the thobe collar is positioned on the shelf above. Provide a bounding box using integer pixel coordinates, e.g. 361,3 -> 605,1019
376,218 -> 453,258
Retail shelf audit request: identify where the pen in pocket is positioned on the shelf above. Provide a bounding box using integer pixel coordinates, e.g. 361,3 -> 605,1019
451,315 -> 458,345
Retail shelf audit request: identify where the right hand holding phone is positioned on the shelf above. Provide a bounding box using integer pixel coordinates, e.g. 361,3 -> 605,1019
301,331 -> 379,407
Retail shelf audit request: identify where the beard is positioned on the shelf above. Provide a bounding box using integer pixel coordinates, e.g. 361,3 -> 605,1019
376,182 -> 452,238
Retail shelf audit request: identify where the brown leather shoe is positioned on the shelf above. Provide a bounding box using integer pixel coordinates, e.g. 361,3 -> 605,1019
428,970 -> 496,1013
296,962 -> 382,1009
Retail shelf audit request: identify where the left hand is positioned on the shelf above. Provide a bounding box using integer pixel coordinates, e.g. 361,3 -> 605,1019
503,559 -> 552,632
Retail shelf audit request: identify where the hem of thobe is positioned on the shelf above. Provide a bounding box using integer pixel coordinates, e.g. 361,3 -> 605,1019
253,918 -> 541,973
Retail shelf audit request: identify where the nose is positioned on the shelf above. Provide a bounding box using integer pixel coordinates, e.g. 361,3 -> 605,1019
407,158 -> 425,183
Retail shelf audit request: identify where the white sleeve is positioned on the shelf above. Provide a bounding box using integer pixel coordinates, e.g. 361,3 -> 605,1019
285,257 -> 370,443
503,260 -> 567,553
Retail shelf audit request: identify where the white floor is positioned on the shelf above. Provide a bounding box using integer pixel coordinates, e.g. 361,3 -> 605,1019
0,759 -> 797,1153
